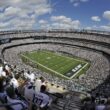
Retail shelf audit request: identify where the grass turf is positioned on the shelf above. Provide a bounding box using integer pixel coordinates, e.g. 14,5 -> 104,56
20,50 -> 90,79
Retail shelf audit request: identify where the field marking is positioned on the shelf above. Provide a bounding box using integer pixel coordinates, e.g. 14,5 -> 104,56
31,50 -> 86,63
21,53 -> 89,79
44,51 -> 88,76
44,51 -> 88,65
70,63 -> 88,79
21,54 -> 70,79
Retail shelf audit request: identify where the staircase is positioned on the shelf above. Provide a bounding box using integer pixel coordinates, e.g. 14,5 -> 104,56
51,92 -> 83,110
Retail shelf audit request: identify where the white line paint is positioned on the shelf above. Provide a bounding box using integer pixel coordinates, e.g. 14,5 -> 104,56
21,53 -> 89,79
70,63 -> 88,79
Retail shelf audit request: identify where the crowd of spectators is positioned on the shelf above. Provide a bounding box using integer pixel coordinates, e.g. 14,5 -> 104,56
0,61 -> 84,110
0,30 -> 110,43
0,31 -> 110,110
0,59 -> 110,110
0,62 -> 55,110
81,93 -> 110,110
1,43 -> 109,94
2,43 -> 109,88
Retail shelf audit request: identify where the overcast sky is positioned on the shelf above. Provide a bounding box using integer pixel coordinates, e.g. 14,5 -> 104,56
0,0 -> 110,31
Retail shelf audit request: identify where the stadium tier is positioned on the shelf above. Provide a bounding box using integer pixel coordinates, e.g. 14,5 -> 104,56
0,31 -> 110,90
0,30 -> 110,110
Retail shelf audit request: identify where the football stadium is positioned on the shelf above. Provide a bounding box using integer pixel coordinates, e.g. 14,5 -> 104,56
0,0 -> 110,110
0,30 -> 110,110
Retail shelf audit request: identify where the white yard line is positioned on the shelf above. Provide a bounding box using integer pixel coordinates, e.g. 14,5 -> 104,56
21,54 -> 89,80
51,51 -> 88,64
30,51 -> 87,64
21,54 -> 70,79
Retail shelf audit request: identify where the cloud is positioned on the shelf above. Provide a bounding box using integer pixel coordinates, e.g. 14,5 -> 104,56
85,27 -> 92,30
0,16 -> 36,30
51,16 -> 72,23
38,16 -> 81,30
73,3 -> 80,7
0,22 -> 10,29
39,20 -> 48,24
103,11 -> 110,20
84,24 -> 110,32
38,20 -> 51,29
51,15 -> 80,29
100,25 -> 110,31
70,0 -> 89,7
91,16 -> 101,22
0,0 -> 52,30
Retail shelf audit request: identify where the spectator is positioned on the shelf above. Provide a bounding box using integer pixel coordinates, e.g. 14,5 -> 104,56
6,86 -> 29,110
0,77 -> 7,103
28,72 -> 35,83
95,93 -> 101,104
82,96 -> 95,110
105,98 -> 110,110
33,85 -> 52,110
0,66 -> 6,77
23,81 -> 35,102
10,77 -> 19,89
95,100 -> 106,110
35,77 -> 46,93
24,71 -> 35,83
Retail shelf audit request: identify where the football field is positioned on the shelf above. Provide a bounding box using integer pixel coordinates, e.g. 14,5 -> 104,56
21,50 -> 90,79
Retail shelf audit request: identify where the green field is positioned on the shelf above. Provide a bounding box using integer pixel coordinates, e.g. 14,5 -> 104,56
20,50 -> 90,79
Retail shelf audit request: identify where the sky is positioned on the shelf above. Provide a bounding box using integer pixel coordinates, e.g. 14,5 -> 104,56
0,0 -> 110,31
